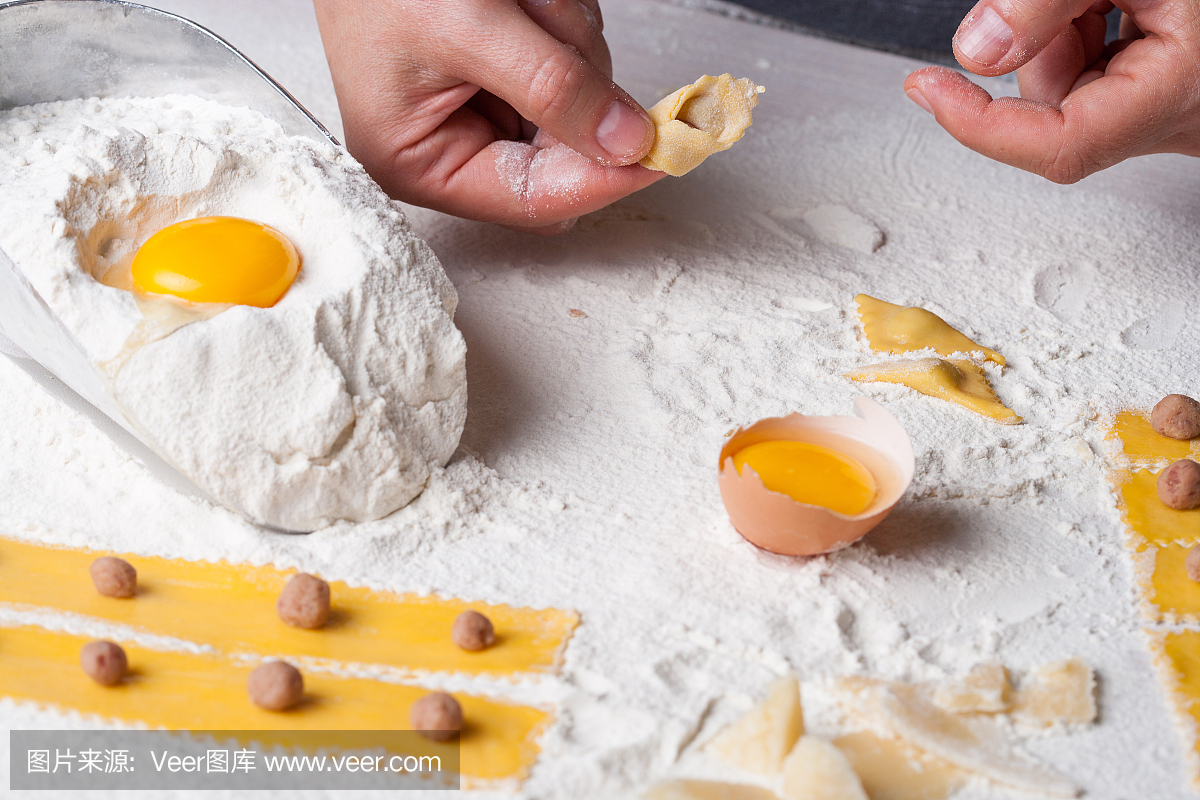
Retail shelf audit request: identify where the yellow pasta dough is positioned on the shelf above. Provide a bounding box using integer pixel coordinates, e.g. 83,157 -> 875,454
640,74 -> 764,176
847,358 -> 1022,425
1109,408 -> 1200,467
934,663 -> 1012,713
855,294 -> 1006,366
1012,658 -> 1097,727
833,731 -> 966,800
0,535 -> 577,678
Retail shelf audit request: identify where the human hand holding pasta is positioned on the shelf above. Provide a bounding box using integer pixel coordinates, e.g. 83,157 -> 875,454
313,0 -> 663,233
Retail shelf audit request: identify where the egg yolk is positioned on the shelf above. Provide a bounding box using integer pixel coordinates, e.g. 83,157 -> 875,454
130,217 -> 299,307
733,440 -> 877,515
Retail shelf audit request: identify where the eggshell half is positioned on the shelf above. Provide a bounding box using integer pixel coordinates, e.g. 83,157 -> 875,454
718,397 -> 915,556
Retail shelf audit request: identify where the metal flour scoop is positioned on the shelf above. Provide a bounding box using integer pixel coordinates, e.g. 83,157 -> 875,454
0,0 -> 335,527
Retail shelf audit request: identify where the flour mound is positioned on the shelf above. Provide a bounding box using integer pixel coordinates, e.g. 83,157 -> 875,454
0,96 -> 467,530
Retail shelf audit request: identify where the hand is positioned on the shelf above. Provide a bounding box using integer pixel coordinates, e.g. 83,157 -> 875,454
312,0 -> 663,233
904,0 -> 1200,183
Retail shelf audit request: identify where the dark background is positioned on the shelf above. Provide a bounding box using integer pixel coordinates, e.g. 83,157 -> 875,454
719,0 -> 1120,64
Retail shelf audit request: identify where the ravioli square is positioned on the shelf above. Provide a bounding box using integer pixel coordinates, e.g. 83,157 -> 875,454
1114,470 -> 1200,550
1108,410 -> 1200,468
1148,630 -> 1200,788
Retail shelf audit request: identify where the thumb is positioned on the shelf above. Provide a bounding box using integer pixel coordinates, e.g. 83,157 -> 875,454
458,3 -> 653,166
953,0 -> 1099,76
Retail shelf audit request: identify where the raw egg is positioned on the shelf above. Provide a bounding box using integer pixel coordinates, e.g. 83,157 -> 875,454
732,441 -> 876,515
131,217 -> 299,307
718,398 -> 914,556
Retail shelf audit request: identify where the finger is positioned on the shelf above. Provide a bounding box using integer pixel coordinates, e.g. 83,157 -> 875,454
1015,5 -> 1108,106
453,3 -> 654,166
904,65 -> 1159,183
578,0 -> 602,30
953,0 -> 1097,76
1074,5 -> 1110,63
503,5 -> 609,148
369,103 -> 662,228
1016,26 -> 1086,106
1069,62 -> 1108,93
519,0 -> 612,77
446,135 -> 664,228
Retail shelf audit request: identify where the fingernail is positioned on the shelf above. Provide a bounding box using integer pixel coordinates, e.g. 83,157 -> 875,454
577,1 -> 598,27
956,6 -> 1013,66
596,101 -> 651,160
906,88 -> 933,115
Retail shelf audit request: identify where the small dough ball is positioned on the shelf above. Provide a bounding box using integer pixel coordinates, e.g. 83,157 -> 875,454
247,661 -> 304,711
1159,459 -> 1200,510
1187,544 -> 1200,583
1151,394 -> 1200,440
80,640 -> 127,686
410,692 -> 463,742
90,556 -> 137,598
276,573 -> 330,629
451,610 -> 495,651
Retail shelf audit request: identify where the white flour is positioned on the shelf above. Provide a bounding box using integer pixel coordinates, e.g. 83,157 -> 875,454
493,138 -> 592,220
0,96 -> 467,531
796,204 -> 886,253
1,0 -> 1200,798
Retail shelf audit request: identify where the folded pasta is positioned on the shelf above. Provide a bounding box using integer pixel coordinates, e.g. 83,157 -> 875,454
639,74 -> 764,177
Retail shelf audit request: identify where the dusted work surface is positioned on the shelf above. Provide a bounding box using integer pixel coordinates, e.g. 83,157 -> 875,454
2,2 -> 1200,800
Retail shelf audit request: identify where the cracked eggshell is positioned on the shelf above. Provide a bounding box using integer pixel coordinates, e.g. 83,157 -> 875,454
718,397 -> 914,556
